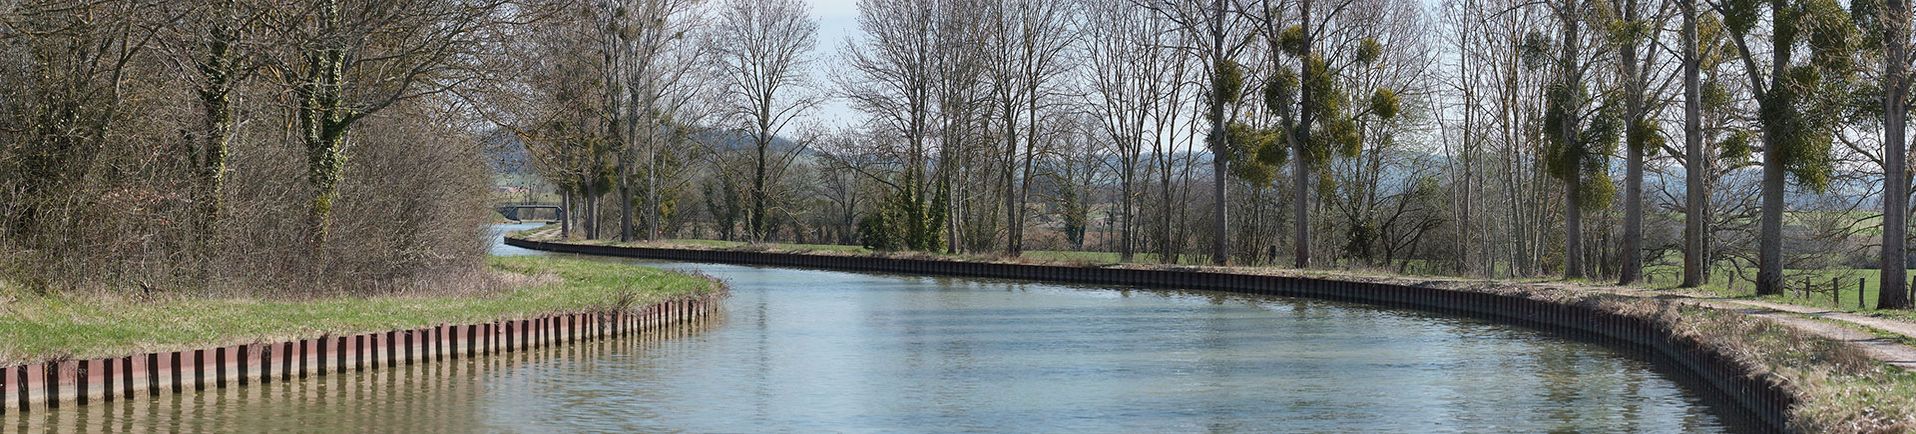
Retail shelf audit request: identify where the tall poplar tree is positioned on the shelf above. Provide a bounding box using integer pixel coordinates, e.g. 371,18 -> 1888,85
1611,0 -> 1668,284
1681,0 -> 1709,287
1534,0 -> 1621,279
1868,0 -> 1914,308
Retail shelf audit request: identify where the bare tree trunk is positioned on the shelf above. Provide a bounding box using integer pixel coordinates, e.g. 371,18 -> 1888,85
1619,2 -> 1644,284
1755,0 -> 1788,295
297,0 -> 348,256
1756,135 -> 1785,294
1621,151 -> 1643,281
753,130 -> 769,242
620,170 -> 635,242
1121,176 -> 1135,261
594,185 -> 604,240
192,0 -> 241,278
1292,145 -> 1310,268
1456,1 -> 1476,275
1681,0 -> 1709,288
561,190 -> 573,239
1160,171 -> 1175,262
1883,0 -> 1911,308
1558,5 -> 1584,280
647,133 -> 663,240
575,179 -> 588,239
1566,170 -> 1584,278
1207,0 -> 1230,266
1292,0 -> 1315,269
1002,100 -> 1021,255
615,38 -> 634,243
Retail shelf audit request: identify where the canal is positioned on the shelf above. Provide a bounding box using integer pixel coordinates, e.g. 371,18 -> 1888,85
10,224 -> 1750,432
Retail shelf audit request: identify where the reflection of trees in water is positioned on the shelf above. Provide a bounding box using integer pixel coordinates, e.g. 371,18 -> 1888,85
1405,312 -> 1722,433
1529,335 -> 1647,433
6,317 -> 719,432
1534,342 -> 1588,432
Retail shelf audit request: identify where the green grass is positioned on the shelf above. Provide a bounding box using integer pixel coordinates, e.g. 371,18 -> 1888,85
1638,263 -> 1916,321
1672,305 -> 1916,432
0,256 -> 717,365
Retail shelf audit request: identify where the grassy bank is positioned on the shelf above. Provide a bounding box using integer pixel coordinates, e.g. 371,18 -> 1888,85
1551,291 -> 1916,432
1639,264 -> 1916,320
0,256 -> 718,366
1452,280 -> 1916,431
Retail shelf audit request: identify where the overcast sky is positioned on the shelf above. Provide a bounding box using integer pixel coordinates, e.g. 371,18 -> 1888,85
798,0 -> 862,129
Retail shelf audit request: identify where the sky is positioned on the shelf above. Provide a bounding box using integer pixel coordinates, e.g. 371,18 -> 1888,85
798,0 -> 863,128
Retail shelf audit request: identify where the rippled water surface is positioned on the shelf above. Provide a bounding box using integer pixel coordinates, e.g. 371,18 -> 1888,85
10,225 -> 1750,432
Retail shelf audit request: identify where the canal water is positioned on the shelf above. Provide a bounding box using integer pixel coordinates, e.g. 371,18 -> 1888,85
9,224 -> 1750,432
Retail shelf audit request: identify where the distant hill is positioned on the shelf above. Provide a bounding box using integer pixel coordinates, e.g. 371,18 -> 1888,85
691,129 -> 804,154
482,127 -> 807,177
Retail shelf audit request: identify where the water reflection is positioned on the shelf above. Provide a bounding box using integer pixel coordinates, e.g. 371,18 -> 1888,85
8,229 -> 1755,432
571,263 -> 1747,433
487,222 -> 548,257
6,315 -> 718,433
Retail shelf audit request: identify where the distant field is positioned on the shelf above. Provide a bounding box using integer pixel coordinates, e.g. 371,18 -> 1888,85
1643,264 -> 1916,317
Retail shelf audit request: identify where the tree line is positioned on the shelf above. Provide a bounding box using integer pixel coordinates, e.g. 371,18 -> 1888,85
0,0 -> 513,293
2,0 -> 1911,310
509,0 -> 1914,309
513,0 -> 1916,305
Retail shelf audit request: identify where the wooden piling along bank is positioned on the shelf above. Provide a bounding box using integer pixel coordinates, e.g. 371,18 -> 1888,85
506,236 -> 1793,431
0,292 -> 722,413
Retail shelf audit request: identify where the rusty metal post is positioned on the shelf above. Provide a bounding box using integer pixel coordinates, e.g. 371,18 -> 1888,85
170,351 -> 183,393
13,365 -> 24,411
44,362 -> 57,409
280,341 -> 294,381
75,360 -> 86,406
216,348 -> 228,389
260,344 -> 272,385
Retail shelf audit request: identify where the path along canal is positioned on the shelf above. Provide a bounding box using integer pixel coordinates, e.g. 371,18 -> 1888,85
9,224 -> 1753,432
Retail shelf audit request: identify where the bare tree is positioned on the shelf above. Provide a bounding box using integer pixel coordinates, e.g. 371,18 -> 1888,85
839,0 -> 934,251
598,0 -> 710,242
1136,0 -> 1253,265
711,0 -> 820,243
154,0 -> 266,261
1083,0 -> 1154,261
986,0 -> 1077,256
273,0 -> 511,256
1610,0 -> 1674,284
